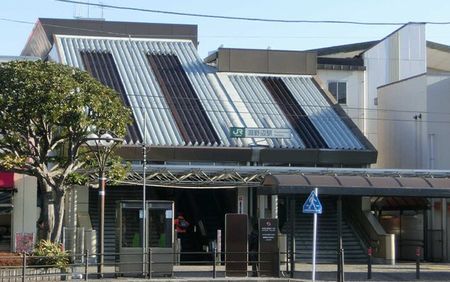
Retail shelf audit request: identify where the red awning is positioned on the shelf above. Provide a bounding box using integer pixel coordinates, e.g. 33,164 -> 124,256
0,172 -> 14,189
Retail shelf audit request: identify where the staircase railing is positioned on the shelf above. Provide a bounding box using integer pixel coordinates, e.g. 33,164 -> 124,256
343,200 -> 383,256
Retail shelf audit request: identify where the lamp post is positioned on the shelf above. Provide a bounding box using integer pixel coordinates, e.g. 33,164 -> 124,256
84,131 -> 123,278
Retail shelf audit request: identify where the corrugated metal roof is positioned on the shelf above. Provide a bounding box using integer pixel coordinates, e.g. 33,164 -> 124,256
56,35 -> 245,146
54,35 -> 365,150
0,56 -> 39,63
226,74 -> 304,148
227,74 -> 364,150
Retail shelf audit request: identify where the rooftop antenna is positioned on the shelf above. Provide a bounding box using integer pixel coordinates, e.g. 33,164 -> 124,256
100,1 -> 104,19
72,0 -> 106,21
87,0 -> 90,18
73,2 -> 80,18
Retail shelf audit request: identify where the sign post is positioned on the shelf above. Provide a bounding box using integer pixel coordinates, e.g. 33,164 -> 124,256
259,219 -> 280,277
302,188 -> 322,282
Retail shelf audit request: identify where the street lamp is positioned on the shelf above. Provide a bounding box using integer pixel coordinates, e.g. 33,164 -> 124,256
84,131 -> 123,278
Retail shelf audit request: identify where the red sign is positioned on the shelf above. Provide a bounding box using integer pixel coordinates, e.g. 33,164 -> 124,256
0,172 -> 14,189
15,233 -> 34,253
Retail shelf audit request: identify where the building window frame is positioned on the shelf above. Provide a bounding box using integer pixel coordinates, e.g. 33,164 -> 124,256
327,81 -> 347,104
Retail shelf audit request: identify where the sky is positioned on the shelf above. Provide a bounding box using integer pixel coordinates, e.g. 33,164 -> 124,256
1,0 -> 450,58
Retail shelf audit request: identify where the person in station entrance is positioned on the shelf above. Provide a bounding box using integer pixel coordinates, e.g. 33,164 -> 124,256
174,213 -> 190,234
174,213 -> 190,258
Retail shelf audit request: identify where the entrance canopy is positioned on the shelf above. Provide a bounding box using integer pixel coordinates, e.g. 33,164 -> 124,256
261,174 -> 450,198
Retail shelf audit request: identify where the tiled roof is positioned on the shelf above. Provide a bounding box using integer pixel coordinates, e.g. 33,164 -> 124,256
55,35 -> 367,150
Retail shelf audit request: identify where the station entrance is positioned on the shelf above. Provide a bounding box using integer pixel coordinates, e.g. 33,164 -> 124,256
89,185 -> 237,262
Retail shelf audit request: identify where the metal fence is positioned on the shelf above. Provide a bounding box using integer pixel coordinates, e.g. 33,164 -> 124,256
0,247 -> 437,281
0,249 -> 289,281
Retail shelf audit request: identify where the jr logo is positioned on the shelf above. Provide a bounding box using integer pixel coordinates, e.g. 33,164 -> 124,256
229,127 -> 245,138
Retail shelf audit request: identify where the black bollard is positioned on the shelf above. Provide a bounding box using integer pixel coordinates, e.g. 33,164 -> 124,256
84,249 -> 89,281
22,252 -> 26,282
415,247 -> 420,279
148,248 -> 152,279
367,247 -> 372,280
213,247 -> 217,279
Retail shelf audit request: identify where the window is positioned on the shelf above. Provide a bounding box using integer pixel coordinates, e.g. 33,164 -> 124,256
328,81 -> 347,104
121,208 -> 142,247
148,210 -> 172,248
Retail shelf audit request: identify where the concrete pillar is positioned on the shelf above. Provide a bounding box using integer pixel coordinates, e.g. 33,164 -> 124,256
63,188 -> 76,254
361,197 -> 371,211
237,187 -> 248,215
385,234 -> 396,265
429,198 -> 443,261
271,195 -> 278,219
12,174 -> 37,252
75,185 -> 95,257
258,195 -> 267,219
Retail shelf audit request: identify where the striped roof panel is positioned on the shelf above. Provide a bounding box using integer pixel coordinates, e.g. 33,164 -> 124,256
55,35 -> 365,150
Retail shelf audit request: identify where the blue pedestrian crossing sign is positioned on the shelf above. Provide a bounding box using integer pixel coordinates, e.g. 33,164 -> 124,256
302,191 -> 322,214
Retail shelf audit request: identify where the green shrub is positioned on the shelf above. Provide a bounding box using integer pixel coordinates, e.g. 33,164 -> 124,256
30,240 -> 69,271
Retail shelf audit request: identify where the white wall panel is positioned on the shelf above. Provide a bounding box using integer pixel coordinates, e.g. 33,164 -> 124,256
363,23 -> 426,148
377,75 -> 427,168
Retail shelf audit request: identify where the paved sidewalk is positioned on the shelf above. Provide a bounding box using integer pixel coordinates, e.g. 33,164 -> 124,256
85,262 -> 450,281
294,262 -> 450,281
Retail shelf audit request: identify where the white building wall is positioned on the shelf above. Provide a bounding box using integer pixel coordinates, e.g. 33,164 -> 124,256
426,74 -> 450,169
377,75 -> 427,168
363,23 -> 426,149
316,69 -> 365,131
376,73 -> 450,260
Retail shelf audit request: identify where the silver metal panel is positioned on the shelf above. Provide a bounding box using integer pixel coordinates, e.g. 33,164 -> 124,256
229,75 -> 305,149
56,35 -> 241,146
283,76 -> 364,149
228,74 -> 364,150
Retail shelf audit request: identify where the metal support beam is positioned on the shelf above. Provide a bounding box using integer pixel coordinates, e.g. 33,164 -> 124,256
98,173 -> 106,278
442,198 -> 447,261
290,196 -> 296,278
337,196 -> 344,282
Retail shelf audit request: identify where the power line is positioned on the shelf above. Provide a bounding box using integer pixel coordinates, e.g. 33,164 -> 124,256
0,16 -> 447,49
0,17 -> 376,41
0,18 -> 34,25
1,17 -> 449,122
55,0 -> 450,26
123,105 -> 450,125
121,93 -> 450,117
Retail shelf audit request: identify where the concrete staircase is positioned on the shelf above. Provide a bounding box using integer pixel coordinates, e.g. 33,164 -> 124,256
89,187 -> 145,261
283,197 -> 367,263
